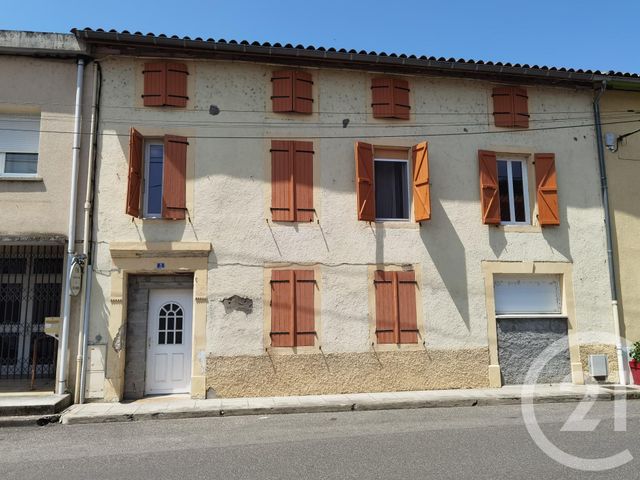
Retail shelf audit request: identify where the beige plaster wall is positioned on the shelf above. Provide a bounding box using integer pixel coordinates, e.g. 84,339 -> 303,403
88,56 -> 616,398
601,91 -> 640,344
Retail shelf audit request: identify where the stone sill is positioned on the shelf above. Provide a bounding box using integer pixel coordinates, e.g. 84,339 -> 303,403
0,175 -> 43,182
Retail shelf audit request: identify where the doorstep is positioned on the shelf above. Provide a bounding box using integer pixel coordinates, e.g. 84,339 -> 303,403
59,384 -> 640,426
0,392 -> 72,417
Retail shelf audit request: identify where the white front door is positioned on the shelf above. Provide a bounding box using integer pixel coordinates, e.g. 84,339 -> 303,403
145,289 -> 192,395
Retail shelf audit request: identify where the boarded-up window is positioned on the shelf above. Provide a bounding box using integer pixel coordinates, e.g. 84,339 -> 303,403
271,140 -> 314,222
371,78 -> 410,119
535,153 -> 560,226
492,87 -> 529,128
270,270 -> 316,347
271,71 -> 314,114
142,62 -> 188,108
374,270 -> 418,344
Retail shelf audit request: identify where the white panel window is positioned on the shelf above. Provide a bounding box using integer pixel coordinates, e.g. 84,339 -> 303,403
497,158 -> 530,225
494,275 -> 562,315
0,115 -> 40,176
375,157 -> 410,221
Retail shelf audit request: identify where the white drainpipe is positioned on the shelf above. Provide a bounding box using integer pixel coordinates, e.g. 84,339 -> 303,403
56,58 -> 85,395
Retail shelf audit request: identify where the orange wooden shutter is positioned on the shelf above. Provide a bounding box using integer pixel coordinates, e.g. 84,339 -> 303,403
294,141 -> 314,222
165,63 -> 189,107
374,270 -> 397,344
294,270 -> 316,346
535,153 -> 560,226
126,128 -> 144,217
392,79 -> 410,120
355,141 -> 376,222
513,87 -> 529,128
142,63 -> 167,107
412,142 -> 431,222
162,135 -> 188,220
271,71 -> 295,112
478,150 -> 501,224
270,270 -> 294,347
397,271 -> 418,344
492,87 -> 514,127
371,78 -> 394,118
293,72 -> 313,114
271,140 -> 295,221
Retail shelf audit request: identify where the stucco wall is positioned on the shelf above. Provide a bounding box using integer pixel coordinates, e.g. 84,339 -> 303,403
601,91 -> 640,344
88,56 -> 616,397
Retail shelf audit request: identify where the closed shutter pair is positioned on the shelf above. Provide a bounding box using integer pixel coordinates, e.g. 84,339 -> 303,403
492,87 -> 529,128
375,270 -> 419,344
270,140 -> 314,222
271,71 -> 313,114
270,270 -> 316,347
371,78 -> 410,119
142,62 -> 189,107
126,128 -> 188,220
479,150 -> 559,225
355,141 -> 430,222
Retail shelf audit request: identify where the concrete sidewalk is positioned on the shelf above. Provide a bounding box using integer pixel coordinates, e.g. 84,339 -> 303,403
59,384 -> 640,425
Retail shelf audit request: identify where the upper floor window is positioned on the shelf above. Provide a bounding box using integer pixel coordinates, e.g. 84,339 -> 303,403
492,86 -> 529,128
142,62 -> 189,108
271,70 -> 313,114
0,115 -> 40,177
497,158 -> 530,225
144,142 -> 165,218
375,155 -> 409,221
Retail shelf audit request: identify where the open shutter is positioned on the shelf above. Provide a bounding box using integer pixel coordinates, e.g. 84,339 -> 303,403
270,270 -> 294,347
162,135 -> 188,220
142,63 -> 167,107
271,71 -> 294,112
371,78 -> 394,118
392,79 -> 410,120
294,270 -> 316,346
355,141 -> 376,221
412,142 -> 431,222
126,128 -> 144,217
294,141 -> 314,222
271,140 -> 295,221
374,270 -> 397,344
397,271 -> 418,344
165,63 -> 189,107
293,72 -> 313,114
479,150 -> 501,224
513,87 -> 529,128
535,153 -> 560,226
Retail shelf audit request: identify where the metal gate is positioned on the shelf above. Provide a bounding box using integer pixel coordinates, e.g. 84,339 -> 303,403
0,244 -> 64,379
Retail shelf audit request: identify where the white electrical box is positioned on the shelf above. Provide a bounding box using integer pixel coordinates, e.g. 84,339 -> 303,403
589,354 -> 609,378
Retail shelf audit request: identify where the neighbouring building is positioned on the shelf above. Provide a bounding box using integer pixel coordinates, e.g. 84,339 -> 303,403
71,28 -> 636,402
0,31 -> 93,395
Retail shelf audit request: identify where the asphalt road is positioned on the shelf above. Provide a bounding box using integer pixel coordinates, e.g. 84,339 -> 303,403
1,400 -> 640,479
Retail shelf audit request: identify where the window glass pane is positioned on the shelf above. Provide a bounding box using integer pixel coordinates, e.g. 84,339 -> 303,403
374,160 -> 408,219
167,316 -> 174,331
158,332 -> 165,345
511,161 -> 526,222
175,332 -> 182,345
497,160 -> 511,222
176,317 -> 182,331
159,316 -> 166,331
167,332 -> 174,344
146,144 -> 164,215
4,153 -> 38,174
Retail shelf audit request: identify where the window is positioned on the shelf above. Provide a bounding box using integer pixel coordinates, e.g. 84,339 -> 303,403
0,115 -> 40,177
374,270 -> 419,345
270,140 -> 314,222
270,270 -> 316,348
492,87 -> 529,128
142,62 -> 189,107
126,128 -> 188,220
371,78 -> 410,119
355,142 -> 430,223
271,71 -> 313,114
497,158 -> 530,224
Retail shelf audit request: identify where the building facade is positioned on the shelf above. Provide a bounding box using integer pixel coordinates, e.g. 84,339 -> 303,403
72,29 -> 631,401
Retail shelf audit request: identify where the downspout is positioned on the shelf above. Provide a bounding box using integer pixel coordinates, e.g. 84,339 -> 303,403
593,80 -> 628,385
74,61 -> 100,404
56,58 -> 85,395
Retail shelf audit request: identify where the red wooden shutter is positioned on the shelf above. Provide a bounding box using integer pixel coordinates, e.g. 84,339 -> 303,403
412,142 -> 431,222
374,270 -> 397,344
371,78 -> 394,118
142,63 -> 167,107
271,140 -> 295,221
293,72 -> 313,114
513,87 -> 529,128
492,87 -> 514,127
478,150 -> 501,224
294,141 -> 314,222
294,270 -> 316,346
162,135 -> 188,220
397,271 -> 418,344
392,79 -> 410,120
165,63 -> 189,107
126,128 -> 144,217
270,270 -> 294,347
535,153 -> 560,226
355,141 -> 376,222
271,71 -> 294,112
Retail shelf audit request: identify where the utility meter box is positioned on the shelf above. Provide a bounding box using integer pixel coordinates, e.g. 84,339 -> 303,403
44,316 -> 61,339
589,354 -> 609,378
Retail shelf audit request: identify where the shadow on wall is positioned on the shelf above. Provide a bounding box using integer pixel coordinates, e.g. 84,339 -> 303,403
420,198 -> 470,330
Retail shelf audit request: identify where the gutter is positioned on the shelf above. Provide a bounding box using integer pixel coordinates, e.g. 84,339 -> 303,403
593,80 -> 629,385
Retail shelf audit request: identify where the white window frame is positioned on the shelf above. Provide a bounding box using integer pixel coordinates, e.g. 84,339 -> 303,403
374,157 -> 411,222
498,158 -> 530,225
0,152 -> 39,178
143,141 -> 164,219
